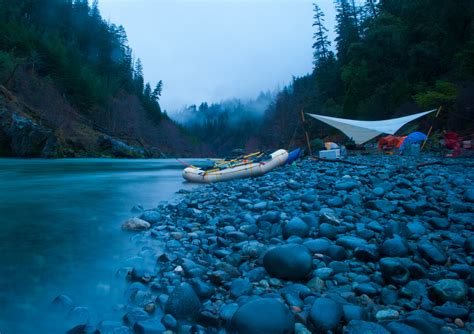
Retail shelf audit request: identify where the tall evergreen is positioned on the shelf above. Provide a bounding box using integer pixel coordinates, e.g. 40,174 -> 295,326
134,58 -> 144,94
334,0 -> 359,64
151,80 -> 163,102
312,4 -> 331,68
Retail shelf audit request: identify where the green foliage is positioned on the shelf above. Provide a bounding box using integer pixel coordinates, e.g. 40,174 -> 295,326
178,93 -> 275,155
0,0 -> 165,120
414,81 -> 459,110
455,39 -> 474,79
260,0 -> 474,148
0,51 -> 18,83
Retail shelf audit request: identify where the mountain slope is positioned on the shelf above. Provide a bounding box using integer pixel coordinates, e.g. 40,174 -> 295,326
0,0 -> 203,157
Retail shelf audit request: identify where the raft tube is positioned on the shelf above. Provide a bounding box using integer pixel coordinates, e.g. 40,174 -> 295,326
182,149 -> 289,183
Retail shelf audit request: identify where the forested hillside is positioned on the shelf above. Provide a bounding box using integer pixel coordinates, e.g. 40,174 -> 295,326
0,0 -> 202,157
259,0 -> 474,149
174,92 -> 274,156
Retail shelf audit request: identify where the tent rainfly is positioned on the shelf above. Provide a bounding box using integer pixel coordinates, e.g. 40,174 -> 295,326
306,109 -> 436,144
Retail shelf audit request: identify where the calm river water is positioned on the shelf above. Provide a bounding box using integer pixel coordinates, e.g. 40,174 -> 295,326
0,159 -> 199,333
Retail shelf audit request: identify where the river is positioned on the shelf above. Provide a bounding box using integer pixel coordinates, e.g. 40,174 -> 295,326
0,159 -> 200,333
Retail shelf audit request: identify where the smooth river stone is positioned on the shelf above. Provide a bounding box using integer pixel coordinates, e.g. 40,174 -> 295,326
263,244 -> 312,280
282,217 -> 309,239
310,297 -> 343,332
431,279 -> 468,303
165,283 -> 201,320
343,320 -> 390,334
231,299 -> 294,334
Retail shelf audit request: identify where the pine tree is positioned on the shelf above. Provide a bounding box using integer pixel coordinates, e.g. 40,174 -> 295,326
365,0 -> 378,18
90,0 -> 100,18
349,0 -> 360,35
134,58 -> 144,93
144,83 -> 151,99
312,4 -> 331,68
151,80 -> 162,102
334,0 -> 359,64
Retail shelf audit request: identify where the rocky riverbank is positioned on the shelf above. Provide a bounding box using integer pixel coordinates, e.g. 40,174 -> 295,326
76,155 -> 473,333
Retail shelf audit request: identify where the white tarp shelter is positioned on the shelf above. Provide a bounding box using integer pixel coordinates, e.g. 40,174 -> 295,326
307,109 -> 436,144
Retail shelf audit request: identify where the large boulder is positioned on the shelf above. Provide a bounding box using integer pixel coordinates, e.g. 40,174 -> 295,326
231,299 -> 295,334
98,135 -> 145,158
263,244 -> 312,280
164,283 -> 201,320
310,297 -> 343,332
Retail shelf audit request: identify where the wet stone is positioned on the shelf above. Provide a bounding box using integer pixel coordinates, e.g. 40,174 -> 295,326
379,257 -> 410,285
282,217 -> 309,239
133,319 -> 166,334
343,320 -> 390,334
231,299 -> 295,334
380,237 -> 409,257
164,282 -> 201,320
432,303 -> 469,319
230,278 -> 252,298
319,223 -> 338,239
418,242 -> 447,265
303,238 -> 331,253
431,279 -> 468,303
309,297 -> 343,332
263,244 -> 312,280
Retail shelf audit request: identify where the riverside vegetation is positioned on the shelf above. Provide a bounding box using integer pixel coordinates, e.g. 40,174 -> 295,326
54,155 -> 474,333
1,0 -> 473,157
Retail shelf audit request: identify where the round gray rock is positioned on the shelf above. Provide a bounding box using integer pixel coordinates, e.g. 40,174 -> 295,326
231,298 -> 295,334
344,320 -> 390,334
165,283 -> 201,320
431,279 -> 467,303
380,237 -> 409,257
263,244 -> 312,280
282,217 -> 309,239
310,297 -> 343,332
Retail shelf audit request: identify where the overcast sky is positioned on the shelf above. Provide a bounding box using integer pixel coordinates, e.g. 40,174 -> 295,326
99,0 -> 337,112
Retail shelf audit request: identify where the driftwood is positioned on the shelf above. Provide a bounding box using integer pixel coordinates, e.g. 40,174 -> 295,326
311,156 -> 384,167
416,160 -> 474,169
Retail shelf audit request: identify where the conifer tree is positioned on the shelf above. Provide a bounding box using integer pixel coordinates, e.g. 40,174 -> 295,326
334,0 -> 359,64
312,4 -> 331,68
151,80 -> 163,102
144,83 -> 151,99
134,58 -> 144,93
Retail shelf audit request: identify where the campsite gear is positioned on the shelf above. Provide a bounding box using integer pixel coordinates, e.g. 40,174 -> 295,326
300,110 -> 312,156
324,142 -> 339,150
307,109 -> 436,144
444,132 -> 461,157
400,132 -> 427,154
182,149 -> 288,183
340,145 -> 347,157
286,148 -> 302,165
421,106 -> 442,151
405,143 -> 421,156
378,135 -> 406,151
319,149 -> 341,160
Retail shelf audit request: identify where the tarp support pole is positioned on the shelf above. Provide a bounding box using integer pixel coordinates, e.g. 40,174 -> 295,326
421,106 -> 442,151
300,110 -> 312,156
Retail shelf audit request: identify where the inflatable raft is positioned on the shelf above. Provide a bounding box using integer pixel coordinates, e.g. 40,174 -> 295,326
183,149 -> 289,183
